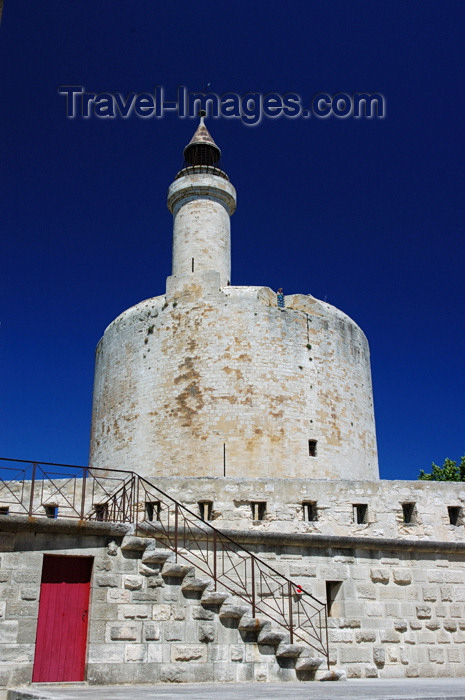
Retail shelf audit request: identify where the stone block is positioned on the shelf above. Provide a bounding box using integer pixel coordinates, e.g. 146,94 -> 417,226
214,664 -> 237,682
406,665 -> 420,677
230,644 -> 244,662
107,589 -> 131,603
370,569 -> 389,584
172,644 -> 207,662
373,646 -> 385,666
143,623 -> 160,641
450,604 -> 462,618
340,646 -> 371,664
119,604 -> 151,620
445,570 -> 464,584
198,622 -> 215,643
123,576 -> 143,591
132,589 -> 161,602
429,647 -> 445,664
0,620 -> 19,643
447,648 -> 461,663
416,632 -> 436,644
440,585 -> 453,602
355,630 -> 376,643
91,603 -> 119,621
422,586 -> 438,601
17,618 -> 38,644
393,569 -> 411,585
416,605 -> 432,619
289,565 -> 317,577
365,665 -> 379,678
345,666 -> 362,678
399,647 -> 409,665
425,620 -> 440,631
356,583 -> 376,599
152,604 -> 171,620
379,630 -> 400,644
95,574 -> 119,588
427,570 -> 444,583
12,571 -> 39,584
443,620 -> 458,632
393,619 -> 408,632
109,624 -> 139,641
0,644 -> 33,663
328,629 -> 353,643
209,644 -> 228,662
20,587 -> 38,601
164,621 -> 184,641
125,644 -> 147,662
437,630 -> 451,644
0,602 -> 5,619
147,644 -> 163,663
339,618 -> 361,628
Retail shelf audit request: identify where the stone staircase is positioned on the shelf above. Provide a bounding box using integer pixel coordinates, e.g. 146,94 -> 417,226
93,533 -> 331,684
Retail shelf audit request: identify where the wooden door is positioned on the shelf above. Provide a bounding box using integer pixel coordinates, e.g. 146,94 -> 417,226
32,555 -> 93,682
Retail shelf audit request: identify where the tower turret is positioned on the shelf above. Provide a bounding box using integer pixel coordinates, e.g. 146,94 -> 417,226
167,116 -> 236,287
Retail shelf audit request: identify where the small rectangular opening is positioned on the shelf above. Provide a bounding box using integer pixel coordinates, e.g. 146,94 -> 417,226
44,505 -> 58,519
145,501 -> 161,522
448,506 -> 462,526
94,503 -> 109,522
308,440 -> 317,457
251,502 -> 266,521
326,580 -> 343,617
0,506 -> 9,515
303,501 -> 317,521
198,501 -> 213,522
402,502 -> 416,524
353,503 -> 368,524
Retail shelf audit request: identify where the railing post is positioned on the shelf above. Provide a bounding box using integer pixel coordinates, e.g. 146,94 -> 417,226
135,474 -> 139,529
251,556 -> 256,617
28,462 -> 37,516
288,581 -> 294,643
213,531 -> 217,590
80,467 -> 87,519
174,503 -> 178,562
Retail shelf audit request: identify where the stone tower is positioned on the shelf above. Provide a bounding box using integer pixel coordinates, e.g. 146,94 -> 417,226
89,119 -> 379,481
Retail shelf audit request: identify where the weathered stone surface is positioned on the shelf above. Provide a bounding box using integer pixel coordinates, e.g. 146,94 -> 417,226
109,624 -> 139,641
172,644 -> 207,662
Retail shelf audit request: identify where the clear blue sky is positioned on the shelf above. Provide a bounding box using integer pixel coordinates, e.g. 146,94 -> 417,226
0,1 -> 464,480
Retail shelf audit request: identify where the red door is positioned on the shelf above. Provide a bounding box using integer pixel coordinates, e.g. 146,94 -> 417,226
32,555 -> 93,682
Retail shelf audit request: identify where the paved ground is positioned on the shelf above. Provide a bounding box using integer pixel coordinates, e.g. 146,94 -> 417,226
7,678 -> 465,700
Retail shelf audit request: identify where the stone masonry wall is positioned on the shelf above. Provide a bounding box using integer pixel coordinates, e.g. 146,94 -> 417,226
89,279 -> 378,481
1,515 -> 465,691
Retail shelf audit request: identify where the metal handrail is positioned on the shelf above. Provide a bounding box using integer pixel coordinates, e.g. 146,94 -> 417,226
0,457 -> 329,663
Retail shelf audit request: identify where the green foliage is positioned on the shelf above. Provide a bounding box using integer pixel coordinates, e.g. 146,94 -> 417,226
418,456 -> 465,481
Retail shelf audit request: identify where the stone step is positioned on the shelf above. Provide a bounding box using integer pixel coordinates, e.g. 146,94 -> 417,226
238,615 -> 267,633
295,654 -> 326,671
276,642 -> 306,658
142,547 -> 174,565
201,587 -> 231,605
162,562 -> 195,578
218,602 -> 250,620
181,576 -> 211,592
121,535 -> 150,551
257,622 -> 289,646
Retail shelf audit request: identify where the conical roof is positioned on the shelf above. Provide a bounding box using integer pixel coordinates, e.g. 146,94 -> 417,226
183,116 -> 221,166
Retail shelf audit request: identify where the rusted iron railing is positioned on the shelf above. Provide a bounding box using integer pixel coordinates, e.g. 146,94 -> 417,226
0,457 -> 329,662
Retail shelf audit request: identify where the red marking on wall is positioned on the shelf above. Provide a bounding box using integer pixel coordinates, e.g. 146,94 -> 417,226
32,555 -> 93,682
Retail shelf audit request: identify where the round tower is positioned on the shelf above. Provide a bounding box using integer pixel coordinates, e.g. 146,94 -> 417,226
89,120 -> 379,481
168,116 -> 236,287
